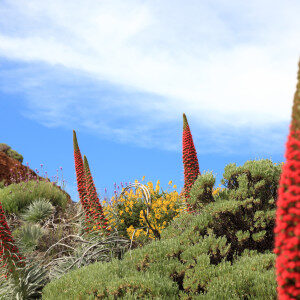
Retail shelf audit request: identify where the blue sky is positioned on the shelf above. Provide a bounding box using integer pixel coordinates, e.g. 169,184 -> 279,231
0,0 -> 299,203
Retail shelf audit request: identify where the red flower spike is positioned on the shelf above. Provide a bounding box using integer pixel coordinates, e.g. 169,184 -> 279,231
274,60 -> 300,299
182,113 -> 200,213
73,130 -> 94,229
0,201 -> 25,279
83,155 -> 111,235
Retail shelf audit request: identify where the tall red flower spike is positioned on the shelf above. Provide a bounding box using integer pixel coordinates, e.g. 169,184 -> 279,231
73,130 -> 93,229
274,61 -> 300,299
83,155 -> 111,235
0,201 -> 25,280
182,113 -> 200,213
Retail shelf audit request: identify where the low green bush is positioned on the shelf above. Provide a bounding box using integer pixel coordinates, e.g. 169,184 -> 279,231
6,148 -> 23,163
42,247 -> 180,299
0,143 -> 11,153
0,180 -> 69,214
42,232 -> 277,299
0,143 -> 24,163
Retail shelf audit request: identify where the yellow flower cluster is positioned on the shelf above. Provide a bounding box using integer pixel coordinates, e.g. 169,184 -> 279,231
102,177 -> 186,244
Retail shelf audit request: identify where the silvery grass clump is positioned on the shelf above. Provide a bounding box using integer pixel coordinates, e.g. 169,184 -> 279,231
45,231 -> 133,281
21,198 -> 54,224
13,223 -> 45,253
0,258 -> 49,300
43,201 -> 135,281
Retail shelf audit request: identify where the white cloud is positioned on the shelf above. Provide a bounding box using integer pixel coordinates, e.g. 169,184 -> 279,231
0,0 -> 299,153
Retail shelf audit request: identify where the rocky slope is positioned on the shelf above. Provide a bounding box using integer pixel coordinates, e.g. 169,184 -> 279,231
0,151 -> 73,204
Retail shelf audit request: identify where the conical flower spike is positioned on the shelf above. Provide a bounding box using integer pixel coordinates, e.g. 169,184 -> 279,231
73,130 -> 93,228
274,61 -> 300,299
182,113 -> 200,213
0,201 -> 25,280
83,155 -> 111,235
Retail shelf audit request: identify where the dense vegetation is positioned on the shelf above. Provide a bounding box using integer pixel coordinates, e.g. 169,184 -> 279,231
0,159 -> 282,299
41,159 -> 282,299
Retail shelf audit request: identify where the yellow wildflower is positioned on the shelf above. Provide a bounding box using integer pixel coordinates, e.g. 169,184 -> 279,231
155,180 -> 160,192
128,200 -> 134,209
168,180 -> 172,185
147,182 -> 154,190
173,185 -> 177,189
142,176 -> 145,181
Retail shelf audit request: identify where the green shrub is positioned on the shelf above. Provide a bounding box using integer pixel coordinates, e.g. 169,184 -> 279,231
0,143 -> 11,153
0,143 -> 24,163
163,159 -> 281,261
6,148 -> 24,163
190,250 -> 276,299
0,180 -> 68,214
178,250 -> 276,299
13,223 -> 44,253
188,170 -> 216,212
42,159 -> 280,299
42,248 -> 180,299
21,198 -> 54,224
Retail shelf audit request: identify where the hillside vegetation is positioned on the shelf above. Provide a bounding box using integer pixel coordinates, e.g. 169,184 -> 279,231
42,159 -> 281,299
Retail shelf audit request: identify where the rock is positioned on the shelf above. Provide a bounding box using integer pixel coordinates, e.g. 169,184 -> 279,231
0,151 -> 72,204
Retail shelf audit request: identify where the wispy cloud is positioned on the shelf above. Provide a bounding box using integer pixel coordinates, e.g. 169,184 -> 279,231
0,0 -> 299,154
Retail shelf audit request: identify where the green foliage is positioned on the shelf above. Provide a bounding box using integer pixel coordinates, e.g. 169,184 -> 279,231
13,223 -> 44,253
0,143 -> 11,153
0,180 -> 5,189
179,250 -> 276,299
0,259 -> 49,300
42,230 -> 277,299
21,198 -> 54,224
6,148 -> 24,163
221,159 -> 282,203
42,159 -> 280,299
0,180 -> 68,214
0,143 -> 24,162
42,249 -> 180,299
188,170 -> 216,212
